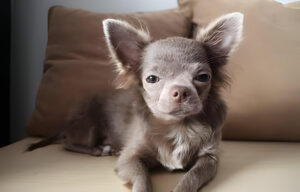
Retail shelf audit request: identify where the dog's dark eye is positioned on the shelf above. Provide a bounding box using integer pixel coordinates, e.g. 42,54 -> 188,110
195,73 -> 211,82
146,75 -> 160,83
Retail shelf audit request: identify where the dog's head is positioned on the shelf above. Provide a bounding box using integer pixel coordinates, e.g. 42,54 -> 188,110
103,13 -> 243,121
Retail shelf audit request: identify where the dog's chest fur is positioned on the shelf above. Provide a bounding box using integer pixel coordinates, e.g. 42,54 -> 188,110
153,122 -> 210,170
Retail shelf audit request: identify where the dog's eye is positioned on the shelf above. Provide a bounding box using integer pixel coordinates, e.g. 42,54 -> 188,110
146,75 -> 160,83
195,73 -> 211,82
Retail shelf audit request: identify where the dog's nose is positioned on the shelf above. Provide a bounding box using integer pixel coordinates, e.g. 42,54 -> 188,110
171,86 -> 191,103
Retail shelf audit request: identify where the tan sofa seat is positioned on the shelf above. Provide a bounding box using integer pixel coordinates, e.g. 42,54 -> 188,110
0,138 -> 299,192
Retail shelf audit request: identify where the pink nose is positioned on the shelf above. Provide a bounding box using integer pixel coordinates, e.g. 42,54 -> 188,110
171,86 -> 191,103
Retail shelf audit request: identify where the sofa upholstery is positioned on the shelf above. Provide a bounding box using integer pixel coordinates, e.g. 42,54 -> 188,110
26,6 -> 192,137
1,138 -> 299,192
178,0 -> 300,141
4,1 -> 300,192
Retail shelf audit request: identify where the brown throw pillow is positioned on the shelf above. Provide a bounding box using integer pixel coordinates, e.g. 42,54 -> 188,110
26,6 -> 192,136
179,0 -> 300,141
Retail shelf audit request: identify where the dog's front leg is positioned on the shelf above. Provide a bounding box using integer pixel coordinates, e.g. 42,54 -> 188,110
172,155 -> 218,192
115,147 -> 152,192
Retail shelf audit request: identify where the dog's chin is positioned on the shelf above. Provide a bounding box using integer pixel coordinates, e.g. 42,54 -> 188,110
152,106 -> 202,122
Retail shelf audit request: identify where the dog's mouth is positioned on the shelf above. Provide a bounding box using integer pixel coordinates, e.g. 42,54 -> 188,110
147,96 -> 203,121
155,104 -> 202,121
160,99 -> 202,114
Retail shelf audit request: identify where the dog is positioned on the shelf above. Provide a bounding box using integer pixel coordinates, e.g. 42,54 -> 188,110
27,12 -> 243,192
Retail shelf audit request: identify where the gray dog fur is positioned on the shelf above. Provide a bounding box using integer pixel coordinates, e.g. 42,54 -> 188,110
28,12 -> 243,192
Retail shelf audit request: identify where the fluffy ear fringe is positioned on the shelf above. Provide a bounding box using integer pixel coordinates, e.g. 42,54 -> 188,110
112,72 -> 137,89
103,19 -> 151,89
196,12 -> 244,56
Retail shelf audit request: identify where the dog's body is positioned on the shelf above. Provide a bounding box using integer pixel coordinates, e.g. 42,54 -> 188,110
28,13 -> 243,192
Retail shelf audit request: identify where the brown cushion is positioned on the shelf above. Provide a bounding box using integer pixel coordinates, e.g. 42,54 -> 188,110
179,0 -> 300,141
26,6 -> 192,136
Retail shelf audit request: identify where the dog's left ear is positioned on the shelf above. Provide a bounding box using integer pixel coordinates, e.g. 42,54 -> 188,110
103,19 -> 151,89
196,12 -> 243,62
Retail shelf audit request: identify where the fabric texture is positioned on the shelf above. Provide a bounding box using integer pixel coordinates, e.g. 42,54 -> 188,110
1,138 -> 300,192
26,6 -> 192,136
178,0 -> 300,141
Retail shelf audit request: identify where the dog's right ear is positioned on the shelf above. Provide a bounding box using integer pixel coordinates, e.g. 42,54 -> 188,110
103,19 -> 151,89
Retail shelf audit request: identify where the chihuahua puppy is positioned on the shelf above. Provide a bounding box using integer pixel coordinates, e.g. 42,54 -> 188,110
28,12 -> 243,192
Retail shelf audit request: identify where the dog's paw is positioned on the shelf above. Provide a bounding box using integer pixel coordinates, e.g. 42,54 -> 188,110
114,167 -> 131,185
91,145 -> 116,156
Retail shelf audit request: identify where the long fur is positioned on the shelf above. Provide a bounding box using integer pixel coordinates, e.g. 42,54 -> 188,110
27,13 -> 243,192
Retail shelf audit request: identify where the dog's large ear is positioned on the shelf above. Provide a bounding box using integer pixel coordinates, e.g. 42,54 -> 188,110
196,12 -> 243,63
103,19 -> 151,89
